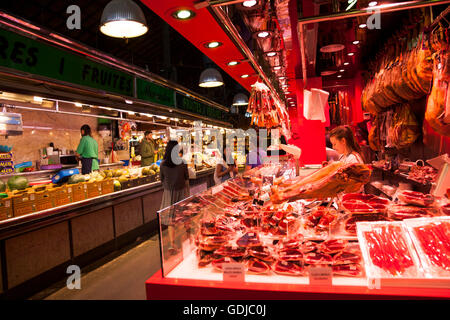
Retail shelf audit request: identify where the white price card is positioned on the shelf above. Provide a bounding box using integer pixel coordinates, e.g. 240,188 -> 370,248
309,266 -> 332,286
222,263 -> 245,283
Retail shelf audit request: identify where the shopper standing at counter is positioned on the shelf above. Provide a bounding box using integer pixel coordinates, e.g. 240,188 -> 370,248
160,140 -> 189,254
76,124 -> 99,174
140,131 -> 158,167
329,125 -> 364,165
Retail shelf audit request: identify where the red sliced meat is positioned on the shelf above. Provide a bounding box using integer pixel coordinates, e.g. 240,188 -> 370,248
397,190 -> 434,207
300,241 -> 319,253
388,205 -> 434,220
273,261 -> 304,276
246,257 -> 271,274
215,245 -> 247,258
341,193 -> 390,213
248,246 -> 274,262
319,239 -> 348,254
332,250 -> 362,265
304,252 -> 333,265
236,232 -> 261,247
332,264 -> 363,277
278,248 -> 304,261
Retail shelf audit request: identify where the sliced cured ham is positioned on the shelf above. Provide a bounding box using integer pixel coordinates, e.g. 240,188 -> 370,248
277,248 -> 304,261
273,261 -> 304,276
332,264 -> 364,277
332,250 -> 362,265
246,258 -> 271,274
341,193 -> 390,213
397,190 -> 434,207
304,252 -> 333,265
319,239 -> 348,254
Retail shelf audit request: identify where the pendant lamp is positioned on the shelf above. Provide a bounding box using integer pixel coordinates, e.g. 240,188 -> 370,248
232,93 -> 249,106
199,68 -> 224,88
100,0 -> 148,38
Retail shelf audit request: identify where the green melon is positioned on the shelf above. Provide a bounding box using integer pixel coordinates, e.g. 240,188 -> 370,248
68,174 -> 85,184
7,176 -> 29,191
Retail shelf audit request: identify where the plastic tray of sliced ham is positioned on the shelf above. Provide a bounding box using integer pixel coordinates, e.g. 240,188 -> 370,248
403,216 -> 450,277
340,193 -> 390,214
356,221 -> 423,278
396,190 -> 434,207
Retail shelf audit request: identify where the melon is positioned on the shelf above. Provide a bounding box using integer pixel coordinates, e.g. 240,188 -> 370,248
68,174 -> 85,184
7,176 -> 29,191
113,180 -> 121,191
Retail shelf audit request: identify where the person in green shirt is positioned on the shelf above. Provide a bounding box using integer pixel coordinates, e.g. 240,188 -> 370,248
140,131 -> 158,167
76,124 -> 99,174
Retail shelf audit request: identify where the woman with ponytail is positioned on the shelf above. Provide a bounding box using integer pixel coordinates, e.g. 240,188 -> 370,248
329,125 -> 365,165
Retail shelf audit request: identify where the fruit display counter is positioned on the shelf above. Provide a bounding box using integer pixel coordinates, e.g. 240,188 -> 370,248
146,162 -> 450,300
0,163 -> 215,298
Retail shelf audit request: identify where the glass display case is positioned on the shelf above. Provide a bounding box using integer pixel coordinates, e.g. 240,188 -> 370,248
152,161 -> 450,299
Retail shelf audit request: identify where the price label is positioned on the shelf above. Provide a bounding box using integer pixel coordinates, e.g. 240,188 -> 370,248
309,266 -> 332,286
223,263 -> 245,283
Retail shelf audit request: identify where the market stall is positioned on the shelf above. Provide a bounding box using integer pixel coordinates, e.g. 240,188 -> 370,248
146,161 -> 450,299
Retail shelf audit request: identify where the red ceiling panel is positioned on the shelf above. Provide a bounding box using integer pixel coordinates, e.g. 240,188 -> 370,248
140,0 -> 256,93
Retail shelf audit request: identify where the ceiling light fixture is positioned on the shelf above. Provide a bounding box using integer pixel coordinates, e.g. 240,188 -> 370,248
205,41 -> 222,48
227,60 -> 240,66
232,93 -> 249,106
100,0 -> 148,38
199,68 -> 224,87
273,66 -> 282,71
339,69 -> 345,72
369,1 -> 378,7
352,40 -> 360,45
242,0 -> 257,7
265,51 -> 277,57
347,52 -> 355,56
279,76 -> 287,80
320,44 -> 345,53
125,99 -> 133,104
337,75 -> 342,78
173,9 -> 195,20
241,74 -> 249,78
75,102 -> 82,107
344,62 -> 350,66
33,96 -> 43,103
359,23 -> 367,29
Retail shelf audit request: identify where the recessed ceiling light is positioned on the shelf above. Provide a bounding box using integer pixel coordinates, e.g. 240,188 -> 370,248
227,60 -> 240,66
205,41 -> 222,48
33,96 -> 43,103
279,76 -> 287,80
173,9 -> 195,20
265,51 -> 277,57
125,100 -> 133,104
241,74 -> 249,78
243,0 -> 257,7
369,1 -> 378,7
347,52 -> 355,56
337,75 -> 342,78
75,102 -> 82,107
273,66 -> 282,70
352,40 -> 360,45
339,69 -> 345,72
257,31 -> 270,38
344,62 -> 350,66
359,23 -> 367,29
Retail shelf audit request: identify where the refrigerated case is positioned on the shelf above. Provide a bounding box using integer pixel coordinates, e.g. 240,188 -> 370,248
146,163 -> 450,299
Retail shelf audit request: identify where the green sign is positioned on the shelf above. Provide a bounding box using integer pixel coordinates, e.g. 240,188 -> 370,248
176,93 -> 228,121
136,78 -> 175,107
0,28 -> 133,96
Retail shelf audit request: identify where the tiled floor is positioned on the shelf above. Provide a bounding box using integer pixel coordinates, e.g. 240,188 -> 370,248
30,234 -> 161,300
